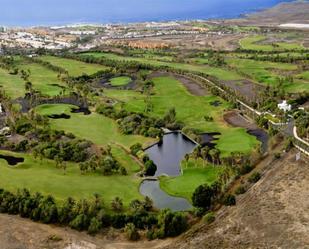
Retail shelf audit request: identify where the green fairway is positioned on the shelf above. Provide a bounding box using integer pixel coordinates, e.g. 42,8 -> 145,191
39,55 -> 109,77
0,68 -> 26,99
105,76 -> 259,157
0,149 -> 143,207
160,159 -> 222,201
15,58 -> 66,96
240,35 -> 304,51
109,76 -> 132,86
35,104 -> 154,149
226,58 -> 309,92
80,52 -> 243,81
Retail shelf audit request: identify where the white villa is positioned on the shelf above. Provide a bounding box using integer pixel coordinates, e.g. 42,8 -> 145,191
278,100 -> 291,112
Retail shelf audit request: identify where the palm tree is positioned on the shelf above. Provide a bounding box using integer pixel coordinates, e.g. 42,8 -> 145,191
184,154 -> 190,169
201,146 -> 210,167
210,149 -> 220,166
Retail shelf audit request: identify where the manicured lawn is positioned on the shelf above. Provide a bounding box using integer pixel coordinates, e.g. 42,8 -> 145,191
39,55 -> 109,77
0,68 -> 26,99
109,76 -> 132,86
0,150 -> 143,207
215,128 -> 259,156
105,76 -> 260,157
35,104 -> 154,149
160,159 -> 222,201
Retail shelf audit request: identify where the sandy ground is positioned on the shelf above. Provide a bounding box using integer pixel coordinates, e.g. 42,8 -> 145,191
0,214 -> 172,249
220,79 -> 265,103
117,33 -> 244,51
223,110 -> 257,130
162,149 -> 309,249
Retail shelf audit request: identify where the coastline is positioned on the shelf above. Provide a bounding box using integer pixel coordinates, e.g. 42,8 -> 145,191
0,0 -> 296,28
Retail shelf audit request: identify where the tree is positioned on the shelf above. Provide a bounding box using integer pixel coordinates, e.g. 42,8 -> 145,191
130,199 -> 143,212
70,214 -> 89,231
144,160 -> 157,176
60,161 -> 67,175
130,143 -> 143,156
209,148 -> 220,165
201,146 -> 211,166
184,154 -> 190,169
157,209 -> 188,237
58,197 -> 75,224
192,184 -> 215,209
143,196 -> 153,211
163,107 -> 176,125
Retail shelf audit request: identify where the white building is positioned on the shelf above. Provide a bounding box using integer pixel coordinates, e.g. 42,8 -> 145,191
278,100 -> 291,112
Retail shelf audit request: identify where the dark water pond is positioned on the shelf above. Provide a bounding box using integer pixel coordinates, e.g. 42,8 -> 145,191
71,107 -> 91,115
48,113 -> 71,119
248,129 -> 269,153
199,132 -> 221,148
145,132 -> 197,177
0,154 -> 24,166
140,180 -> 192,211
210,100 -> 222,107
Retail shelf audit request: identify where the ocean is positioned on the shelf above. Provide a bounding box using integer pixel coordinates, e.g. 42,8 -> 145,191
0,0 -> 293,27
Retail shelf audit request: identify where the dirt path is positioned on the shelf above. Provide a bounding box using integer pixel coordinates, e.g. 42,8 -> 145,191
149,71 -> 208,96
162,149 -> 309,249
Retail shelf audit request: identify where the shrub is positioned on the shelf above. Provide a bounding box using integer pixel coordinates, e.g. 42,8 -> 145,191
239,164 -> 253,175
193,207 -> 207,217
146,228 -> 157,240
111,197 -> 123,212
222,194 -> 236,206
124,223 -> 140,241
203,212 -> 215,224
235,185 -> 246,195
274,152 -> 281,159
88,217 -> 102,235
248,172 -> 261,183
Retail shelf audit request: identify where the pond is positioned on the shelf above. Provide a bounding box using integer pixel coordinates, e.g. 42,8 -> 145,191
247,128 -> 269,153
199,132 -> 221,148
145,132 -> 197,177
48,113 -> 71,119
140,132 -> 196,211
71,107 -> 91,115
140,180 -> 192,212
0,154 -> 24,166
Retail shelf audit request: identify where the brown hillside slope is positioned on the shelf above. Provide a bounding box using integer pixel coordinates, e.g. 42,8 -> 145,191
162,149 -> 309,249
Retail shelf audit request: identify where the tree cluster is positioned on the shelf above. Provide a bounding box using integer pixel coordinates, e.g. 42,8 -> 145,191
96,104 -> 169,138
0,188 -> 188,238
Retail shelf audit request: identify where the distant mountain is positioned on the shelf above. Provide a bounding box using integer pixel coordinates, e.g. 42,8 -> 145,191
244,1 -> 309,24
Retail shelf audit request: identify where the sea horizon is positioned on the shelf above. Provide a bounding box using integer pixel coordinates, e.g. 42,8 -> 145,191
0,0 -> 294,28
